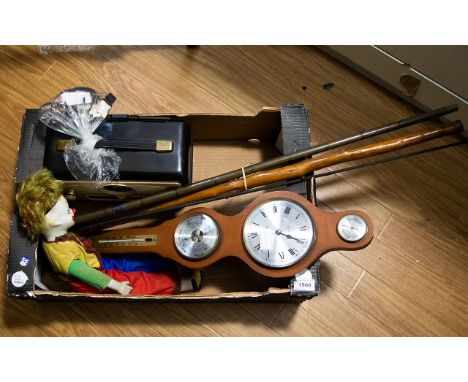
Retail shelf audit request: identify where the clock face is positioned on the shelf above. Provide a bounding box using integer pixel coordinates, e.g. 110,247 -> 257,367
242,198 -> 315,268
336,214 -> 368,242
174,213 -> 220,260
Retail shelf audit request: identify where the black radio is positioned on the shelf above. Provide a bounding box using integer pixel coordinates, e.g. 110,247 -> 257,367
43,114 -> 192,200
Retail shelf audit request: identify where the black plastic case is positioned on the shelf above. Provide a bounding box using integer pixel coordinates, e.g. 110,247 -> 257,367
44,115 -> 192,184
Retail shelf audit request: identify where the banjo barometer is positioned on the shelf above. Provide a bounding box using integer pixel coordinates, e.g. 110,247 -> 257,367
91,191 -> 373,278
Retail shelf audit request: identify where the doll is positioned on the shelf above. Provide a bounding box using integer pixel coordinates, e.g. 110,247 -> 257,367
16,168 -> 200,295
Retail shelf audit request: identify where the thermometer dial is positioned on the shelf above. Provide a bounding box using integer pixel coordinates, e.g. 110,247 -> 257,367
336,214 -> 368,242
174,213 -> 220,260
242,198 -> 315,268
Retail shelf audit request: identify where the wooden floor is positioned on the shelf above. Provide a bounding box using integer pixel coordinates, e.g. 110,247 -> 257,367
0,46 -> 467,336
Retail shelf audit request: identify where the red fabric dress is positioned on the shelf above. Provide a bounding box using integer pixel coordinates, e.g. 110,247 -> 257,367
61,234 -> 176,295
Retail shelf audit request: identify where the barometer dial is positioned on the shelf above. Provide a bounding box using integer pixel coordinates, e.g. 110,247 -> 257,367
174,213 -> 220,260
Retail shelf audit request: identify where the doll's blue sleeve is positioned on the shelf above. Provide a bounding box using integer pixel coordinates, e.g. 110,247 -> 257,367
99,254 -> 172,273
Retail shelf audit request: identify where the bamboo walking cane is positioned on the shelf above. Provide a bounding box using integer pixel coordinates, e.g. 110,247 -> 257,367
144,121 -> 464,209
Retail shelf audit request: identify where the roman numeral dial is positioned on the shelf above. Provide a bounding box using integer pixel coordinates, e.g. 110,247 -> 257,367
242,198 -> 315,268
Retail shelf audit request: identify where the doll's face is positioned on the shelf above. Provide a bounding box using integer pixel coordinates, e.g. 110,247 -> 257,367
45,196 -> 76,231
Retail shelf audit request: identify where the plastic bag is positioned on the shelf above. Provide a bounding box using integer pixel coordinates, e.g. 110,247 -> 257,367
40,87 -> 121,182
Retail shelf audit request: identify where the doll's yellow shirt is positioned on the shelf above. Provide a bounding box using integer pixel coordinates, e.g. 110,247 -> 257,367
42,240 -> 100,274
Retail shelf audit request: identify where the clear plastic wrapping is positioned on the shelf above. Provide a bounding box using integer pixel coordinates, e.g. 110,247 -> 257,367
40,87 -> 121,182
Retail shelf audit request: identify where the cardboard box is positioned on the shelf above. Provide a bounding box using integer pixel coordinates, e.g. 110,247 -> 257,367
7,105 -> 320,302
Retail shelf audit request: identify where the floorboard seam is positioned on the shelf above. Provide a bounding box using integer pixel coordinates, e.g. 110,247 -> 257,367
347,270 -> 366,299
377,212 -> 394,240
38,59 -> 57,82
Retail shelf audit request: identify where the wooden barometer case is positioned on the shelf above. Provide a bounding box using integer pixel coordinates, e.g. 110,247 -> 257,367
91,191 -> 373,278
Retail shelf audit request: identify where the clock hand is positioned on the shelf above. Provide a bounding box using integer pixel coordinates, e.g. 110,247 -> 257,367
275,229 -> 304,244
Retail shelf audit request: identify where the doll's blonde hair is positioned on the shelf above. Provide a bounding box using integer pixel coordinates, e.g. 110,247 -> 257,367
16,169 -> 64,238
